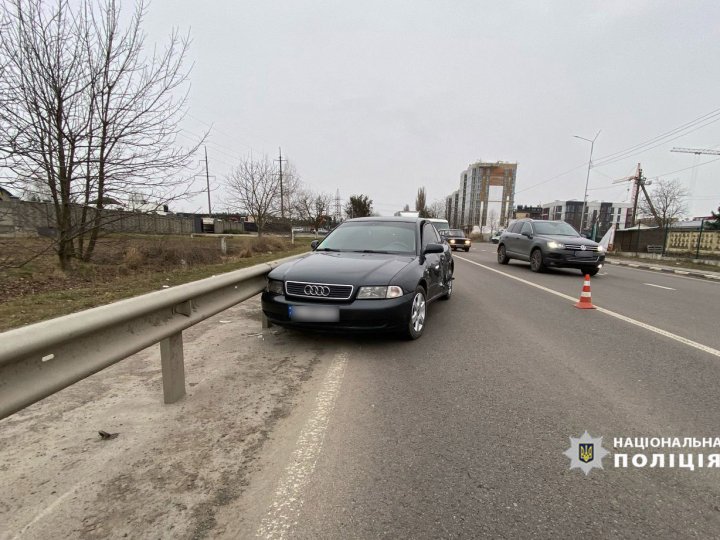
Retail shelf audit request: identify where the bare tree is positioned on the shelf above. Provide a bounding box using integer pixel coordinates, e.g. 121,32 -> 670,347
488,209 -> 499,232
0,0 -> 201,269
280,160 -> 303,222
639,178 -> 689,228
294,188 -> 333,230
225,156 -> 280,236
427,199 -> 445,219
415,187 -> 429,218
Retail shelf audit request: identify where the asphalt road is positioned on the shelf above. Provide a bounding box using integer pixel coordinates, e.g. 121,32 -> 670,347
243,245 -> 720,539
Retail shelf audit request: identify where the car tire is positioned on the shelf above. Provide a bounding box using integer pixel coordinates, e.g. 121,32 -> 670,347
530,248 -> 545,273
404,286 -> 427,339
441,267 -> 453,301
497,245 -> 510,264
464,247 -> 470,252
582,267 -> 600,277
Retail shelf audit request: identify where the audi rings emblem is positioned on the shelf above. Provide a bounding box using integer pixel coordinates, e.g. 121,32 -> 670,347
304,284 -> 331,296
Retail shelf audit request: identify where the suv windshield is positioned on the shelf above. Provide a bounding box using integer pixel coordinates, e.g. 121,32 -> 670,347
533,221 -> 580,236
317,221 -> 416,254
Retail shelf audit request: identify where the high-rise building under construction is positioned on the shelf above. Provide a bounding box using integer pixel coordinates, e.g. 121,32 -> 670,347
445,161 -> 517,231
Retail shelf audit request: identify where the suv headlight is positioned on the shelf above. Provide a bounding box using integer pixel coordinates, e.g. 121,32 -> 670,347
357,285 -> 404,299
547,241 -> 565,249
266,279 -> 284,294
597,245 -> 605,252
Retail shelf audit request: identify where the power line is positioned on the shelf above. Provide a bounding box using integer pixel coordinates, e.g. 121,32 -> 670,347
592,107 -> 720,168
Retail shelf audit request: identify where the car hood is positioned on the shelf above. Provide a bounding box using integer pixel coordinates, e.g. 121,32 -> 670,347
538,234 -> 600,246
269,251 -> 415,286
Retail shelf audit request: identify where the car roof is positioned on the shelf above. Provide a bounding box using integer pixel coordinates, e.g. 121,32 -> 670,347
347,216 -> 421,223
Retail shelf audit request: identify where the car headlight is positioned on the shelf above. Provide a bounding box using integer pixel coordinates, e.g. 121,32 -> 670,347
449,239 -> 455,244
266,279 -> 284,294
464,240 -> 470,244
547,241 -> 565,249
357,285 -> 404,299
597,245 -> 605,252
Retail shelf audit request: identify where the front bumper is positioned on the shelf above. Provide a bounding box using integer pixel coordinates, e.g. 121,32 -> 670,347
448,242 -> 471,249
544,250 -> 605,269
261,291 -> 414,332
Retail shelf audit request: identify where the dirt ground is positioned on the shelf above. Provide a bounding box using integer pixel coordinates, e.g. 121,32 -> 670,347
0,297 -> 324,540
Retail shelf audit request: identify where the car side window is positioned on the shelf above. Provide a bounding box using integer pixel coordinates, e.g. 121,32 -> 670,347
520,222 -> 533,236
421,223 -> 438,249
508,222 -> 521,233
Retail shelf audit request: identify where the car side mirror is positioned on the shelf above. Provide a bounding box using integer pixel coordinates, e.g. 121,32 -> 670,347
423,243 -> 444,254
310,240 -> 319,250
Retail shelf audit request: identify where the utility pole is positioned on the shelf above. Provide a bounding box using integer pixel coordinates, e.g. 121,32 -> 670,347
204,146 -> 212,215
334,189 -> 341,224
573,130 -> 601,234
276,147 -> 286,219
612,163 -> 662,227
630,163 -> 642,226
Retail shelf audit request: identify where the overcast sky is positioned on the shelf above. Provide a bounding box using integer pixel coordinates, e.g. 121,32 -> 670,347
143,0 -> 720,218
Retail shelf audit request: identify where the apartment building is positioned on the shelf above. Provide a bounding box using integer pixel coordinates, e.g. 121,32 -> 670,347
540,200 -> 631,236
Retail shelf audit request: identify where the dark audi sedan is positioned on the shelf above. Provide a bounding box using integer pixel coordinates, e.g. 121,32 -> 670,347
497,219 -> 605,275
262,217 -> 454,339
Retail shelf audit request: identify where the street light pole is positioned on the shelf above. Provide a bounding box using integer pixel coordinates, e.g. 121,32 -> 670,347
574,130 -> 601,234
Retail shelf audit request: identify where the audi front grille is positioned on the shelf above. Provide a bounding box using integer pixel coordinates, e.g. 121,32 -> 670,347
285,281 -> 354,301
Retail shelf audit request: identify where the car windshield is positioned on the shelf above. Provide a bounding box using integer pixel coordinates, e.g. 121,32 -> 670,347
533,221 -> 580,236
445,229 -> 465,237
316,221 -> 416,254
429,219 -> 450,232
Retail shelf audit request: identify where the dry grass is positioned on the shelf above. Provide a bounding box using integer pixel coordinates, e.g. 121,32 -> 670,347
0,234 -> 311,332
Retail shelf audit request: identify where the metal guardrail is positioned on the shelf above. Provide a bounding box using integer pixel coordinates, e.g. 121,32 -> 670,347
0,254 -> 301,420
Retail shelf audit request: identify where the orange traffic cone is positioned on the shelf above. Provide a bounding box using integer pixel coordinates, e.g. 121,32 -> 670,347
574,274 -> 596,309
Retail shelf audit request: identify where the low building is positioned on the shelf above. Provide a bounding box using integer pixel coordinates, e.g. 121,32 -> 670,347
514,205 -> 543,220
0,186 -> 19,201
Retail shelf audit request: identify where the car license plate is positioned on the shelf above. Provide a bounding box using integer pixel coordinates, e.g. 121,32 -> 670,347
288,305 -> 339,322
575,251 -> 593,258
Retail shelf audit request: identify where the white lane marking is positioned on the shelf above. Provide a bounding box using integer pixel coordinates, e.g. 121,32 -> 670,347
455,256 -> 720,359
12,483 -> 83,540
643,283 -> 676,291
610,264 -> 720,284
257,352 -> 348,539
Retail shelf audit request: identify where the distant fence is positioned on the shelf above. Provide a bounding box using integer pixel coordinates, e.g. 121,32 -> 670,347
0,200 -> 244,236
614,225 -> 720,259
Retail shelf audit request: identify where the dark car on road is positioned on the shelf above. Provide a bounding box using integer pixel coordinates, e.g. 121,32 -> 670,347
262,217 -> 454,339
440,229 -> 471,251
496,219 -> 605,275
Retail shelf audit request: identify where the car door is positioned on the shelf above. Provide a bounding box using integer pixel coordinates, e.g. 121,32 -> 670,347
421,222 -> 444,298
503,221 -> 522,256
516,222 -> 535,260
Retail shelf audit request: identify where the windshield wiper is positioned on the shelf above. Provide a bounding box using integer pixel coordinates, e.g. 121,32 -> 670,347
316,247 -> 342,252
352,249 -> 390,254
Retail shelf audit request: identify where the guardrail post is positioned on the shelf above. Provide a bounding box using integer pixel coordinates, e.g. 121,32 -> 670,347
261,312 -> 273,329
160,332 -> 186,404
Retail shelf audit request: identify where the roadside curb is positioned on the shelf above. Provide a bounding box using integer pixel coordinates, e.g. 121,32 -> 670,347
606,259 -> 720,281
